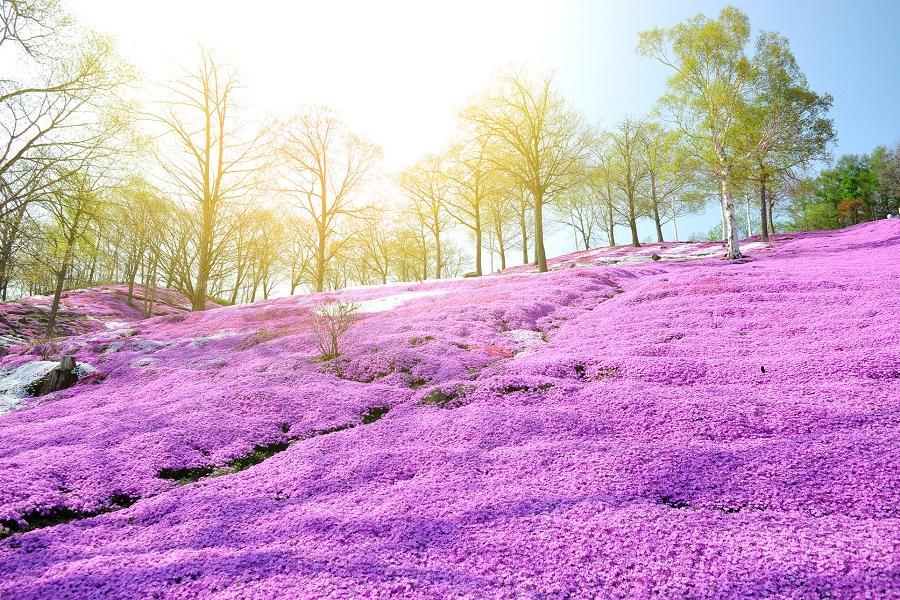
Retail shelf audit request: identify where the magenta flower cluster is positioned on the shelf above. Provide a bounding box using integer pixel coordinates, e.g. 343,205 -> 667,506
0,223 -> 898,598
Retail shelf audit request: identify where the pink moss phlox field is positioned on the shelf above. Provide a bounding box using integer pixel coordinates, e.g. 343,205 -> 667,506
0,285 -> 210,352
1,223 -> 899,598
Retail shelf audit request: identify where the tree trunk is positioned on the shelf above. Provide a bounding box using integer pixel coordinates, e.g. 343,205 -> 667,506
608,205 -> 616,246
652,203 -> 663,242
606,181 -> 616,246
47,221 -> 80,336
315,222 -> 326,292
127,270 -> 137,306
746,197 -> 753,238
767,192 -> 775,234
627,193 -> 640,247
628,193 -> 641,248
519,199 -> 529,264
164,257 -> 176,289
721,179 -> 743,260
433,226 -> 442,280
145,250 -> 159,318
533,189 -> 547,272
193,207 -> 213,310
105,237 -> 119,282
496,222 -> 506,271
474,211 -> 483,276
0,207 -> 25,301
47,264 -> 68,336
87,234 -> 100,285
759,174 -> 769,242
651,179 -> 663,242
126,241 -> 145,307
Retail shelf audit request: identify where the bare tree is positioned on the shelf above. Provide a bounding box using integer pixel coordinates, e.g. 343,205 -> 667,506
1,9 -> 129,221
284,214 -> 315,294
151,49 -> 260,310
276,106 -> 380,292
588,134 -> 620,247
483,185 -> 518,271
606,117 -> 648,247
356,206 -> 394,285
398,154 -> 452,280
0,0 -> 131,305
463,69 -> 590,272
443,135 -> 497,276
556,180 -> 604,251
641,122 -> 695,242
246,207 -> 285,301
40,171 -> 109,334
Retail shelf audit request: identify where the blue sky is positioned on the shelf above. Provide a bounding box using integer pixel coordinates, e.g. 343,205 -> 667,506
559,0 -> 900,157
543,0 -> 900,244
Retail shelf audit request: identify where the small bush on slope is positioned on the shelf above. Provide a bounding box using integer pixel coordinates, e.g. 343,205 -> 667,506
311,300 -> 359,360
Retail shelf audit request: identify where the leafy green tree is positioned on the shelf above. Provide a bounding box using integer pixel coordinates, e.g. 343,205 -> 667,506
747,31 -> 834,240
783,146 -> 900,231
870,144 -> 900,217
816,155 -> 879,220
640,122 -> 697,242
606,117 -> 648,247
639,7 -> 756,259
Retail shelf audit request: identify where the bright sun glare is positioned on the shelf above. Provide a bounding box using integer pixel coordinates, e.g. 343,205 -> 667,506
71,0 -> 565,169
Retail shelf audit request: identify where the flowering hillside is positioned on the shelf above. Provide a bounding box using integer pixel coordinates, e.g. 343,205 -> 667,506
1,222 -> 898,598
0,286 -> 206,352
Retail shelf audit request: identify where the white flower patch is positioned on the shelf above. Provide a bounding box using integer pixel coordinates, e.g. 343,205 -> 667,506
506,329 -> 547,357
185,330 -> 240,347
681,246 -> 725,258
340,290 -> 448,314
539,240 -> 781,271
0,334 -> 26,350
130,357 -> 156,368
740,241 -> 770,252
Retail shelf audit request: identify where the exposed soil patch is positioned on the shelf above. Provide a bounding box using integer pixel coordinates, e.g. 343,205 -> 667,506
419,386 -> 473,409
658,495 -> 690,509
0,493 -> 137,541
362,406 -> 390,424
499,383 -> 553,394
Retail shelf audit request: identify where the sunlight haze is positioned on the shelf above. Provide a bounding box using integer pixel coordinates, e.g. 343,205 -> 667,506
70,0 -> 567,169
